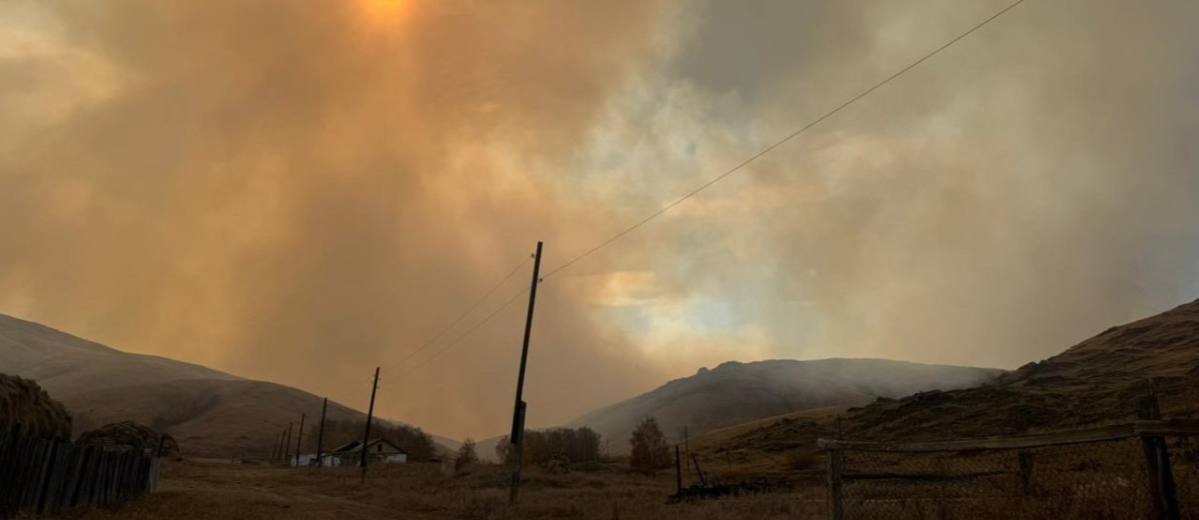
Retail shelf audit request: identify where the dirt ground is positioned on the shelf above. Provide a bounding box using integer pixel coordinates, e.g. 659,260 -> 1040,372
36,459 -> 827,520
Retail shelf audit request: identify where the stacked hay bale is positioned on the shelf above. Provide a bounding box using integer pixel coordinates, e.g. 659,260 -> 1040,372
77,421 -> 179,457
0,373 -> 72,441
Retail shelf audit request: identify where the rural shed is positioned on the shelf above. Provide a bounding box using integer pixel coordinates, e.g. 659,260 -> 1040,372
329,438 -> 408,464
291,453 -> 341,467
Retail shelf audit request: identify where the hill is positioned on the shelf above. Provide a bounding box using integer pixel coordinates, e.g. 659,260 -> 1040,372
0,313 -> 449,457
565,358 -> 1002,453
689,298 -> 1199,464
0,314 -> 239,395
844,298 -> 1199,440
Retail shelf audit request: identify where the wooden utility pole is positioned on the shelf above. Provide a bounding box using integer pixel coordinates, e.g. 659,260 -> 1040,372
360,367 -> 380,482
509,241 -> 544,506
685,426 -> 700,482
272,430 -> 283,463
294,413 -> 306,467
315,397 -> 328,468
674,445 -> 683,494
1138,394 -> 1180,520
283,423 -> 293,466
828,448 -> 845,520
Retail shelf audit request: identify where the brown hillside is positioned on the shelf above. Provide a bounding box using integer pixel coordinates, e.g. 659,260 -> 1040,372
684,299 -> 1199,469
566,358 -> 1001,456
847,298 -> 1199,440
0,314 -> 456,458
66,378 -> 370,458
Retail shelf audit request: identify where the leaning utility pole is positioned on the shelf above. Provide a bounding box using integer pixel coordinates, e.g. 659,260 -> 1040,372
683,426 -> 690,462
272,429 -> 285,463
360,367 -> 380,482
509,241 -> 544,506
315,397 -> 328,469
283,423 -> 293,466
294,413 -> 306,467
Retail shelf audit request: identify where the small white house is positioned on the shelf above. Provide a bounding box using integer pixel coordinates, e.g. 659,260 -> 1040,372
328,438 -> 408,465
290,453 -> 341,467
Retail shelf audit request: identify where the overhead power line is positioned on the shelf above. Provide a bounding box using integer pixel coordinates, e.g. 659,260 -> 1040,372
398,285 -> 530,375
385,253 -> 531,373
379,0 -> 1028,375
542,0 -> 1027,280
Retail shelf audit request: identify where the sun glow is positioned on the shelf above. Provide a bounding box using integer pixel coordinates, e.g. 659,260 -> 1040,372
358,0 -> 414,27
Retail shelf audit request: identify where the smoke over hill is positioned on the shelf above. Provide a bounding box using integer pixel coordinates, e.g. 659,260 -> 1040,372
567,358 -> 1001,453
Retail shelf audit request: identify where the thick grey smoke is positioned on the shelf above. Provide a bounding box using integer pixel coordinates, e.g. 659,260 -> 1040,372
1,0 -> 1197,439
564,0 -> 1199,370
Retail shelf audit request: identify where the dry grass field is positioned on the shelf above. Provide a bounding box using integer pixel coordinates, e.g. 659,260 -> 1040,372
31,459 -> 826,520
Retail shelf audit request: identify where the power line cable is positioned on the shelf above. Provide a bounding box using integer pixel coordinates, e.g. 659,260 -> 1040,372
398,286 -> 530,374
541,0 -> 1026,280
377,0 -> 1028,375
386,253 -> 531,372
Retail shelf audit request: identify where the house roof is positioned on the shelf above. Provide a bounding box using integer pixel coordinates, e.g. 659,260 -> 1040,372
329,438 -> 407,455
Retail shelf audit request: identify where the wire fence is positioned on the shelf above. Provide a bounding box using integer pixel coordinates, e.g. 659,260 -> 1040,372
819,397 -> 1199,519
0,423 -> 162,515
831,437 -> 1154,518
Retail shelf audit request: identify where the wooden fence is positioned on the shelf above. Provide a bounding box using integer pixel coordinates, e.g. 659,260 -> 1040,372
818,415 -> 1199,520
0,423 -> 162,515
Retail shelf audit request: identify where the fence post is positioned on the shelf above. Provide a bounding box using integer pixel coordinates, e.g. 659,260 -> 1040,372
1138,395 -> 1180,520
827,448 -> 844,520
0,423 -> 22,514
690,454 -> 707,488
35,440 -> 56,512
674,445 -> 682,495
24,439 -> 50,510
1017,451 -> 1035,496
47,444 -> 66,513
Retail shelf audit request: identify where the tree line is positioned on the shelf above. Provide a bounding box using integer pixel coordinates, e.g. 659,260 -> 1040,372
494,426 -> 602,469
488,417 -> 673,474
293,419 -> 437,461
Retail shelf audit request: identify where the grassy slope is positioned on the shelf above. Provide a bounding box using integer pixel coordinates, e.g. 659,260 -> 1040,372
567,358 -> 1002,455
0,313 -> 454,457
847,298 -> 1199,440
691,298 -> 1199,454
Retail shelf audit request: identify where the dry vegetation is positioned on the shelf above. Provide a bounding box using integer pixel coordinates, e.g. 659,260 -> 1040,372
0,373 -> 72,440
36,459 -> 826,520
31,443 -> 1193,520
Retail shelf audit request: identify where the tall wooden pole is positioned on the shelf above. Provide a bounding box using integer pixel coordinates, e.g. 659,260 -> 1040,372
315,397 -> 328,468
1138,394 -> 1180,520
509,241 -> 543,506
283,423 -> 293,466
272,430 -> 284,463
684,426 -> 692,478
294,413 -> 306,467
360,367 -> 380,482
675,445 -> 683,494
277,429 -> 287,463
828,448 -> 845,520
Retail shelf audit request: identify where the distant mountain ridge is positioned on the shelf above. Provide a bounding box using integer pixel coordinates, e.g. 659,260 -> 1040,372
0,314 -> 239,396
566,357 -> 1003,453
845,298 -> 1199,440
0,313 -> 454,457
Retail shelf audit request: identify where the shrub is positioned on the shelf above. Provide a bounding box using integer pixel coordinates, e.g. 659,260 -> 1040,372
628,417 -> 670,473
495,426 -> 602,470
455,438 -> 478,470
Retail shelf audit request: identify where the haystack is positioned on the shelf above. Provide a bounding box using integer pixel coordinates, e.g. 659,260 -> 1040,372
77,421 -> 179,457
0,373 -> 72,441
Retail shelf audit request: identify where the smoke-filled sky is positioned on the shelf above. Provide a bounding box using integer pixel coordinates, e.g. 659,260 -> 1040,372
2,0 -> 1198,440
